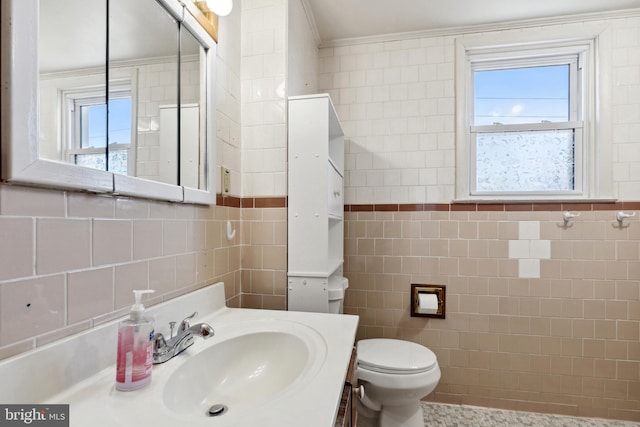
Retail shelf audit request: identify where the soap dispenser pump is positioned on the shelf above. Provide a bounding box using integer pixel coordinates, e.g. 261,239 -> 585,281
116,289 -> 155,391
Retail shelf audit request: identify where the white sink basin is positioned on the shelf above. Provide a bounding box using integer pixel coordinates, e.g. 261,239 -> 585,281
163,330 -> 313,416
36,282 -> 357,427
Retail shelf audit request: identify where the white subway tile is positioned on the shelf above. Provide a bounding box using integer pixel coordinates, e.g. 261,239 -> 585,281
401,169 -> 420,186
383,68 -> 402,85
530,240 -> 551,260
366,69 -> 384,86
68,267 -> 114,323
355,153 -> 373,170
356,53 -> 373,70
349,70 -> 367,87
372,52 -> 391,68
354,88 -> 372,105
383,170 -> 401,186
519,259 -> 541,279
509,240 -> 530,258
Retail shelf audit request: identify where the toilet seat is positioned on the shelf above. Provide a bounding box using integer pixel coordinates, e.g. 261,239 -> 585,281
357,338 -> 437,375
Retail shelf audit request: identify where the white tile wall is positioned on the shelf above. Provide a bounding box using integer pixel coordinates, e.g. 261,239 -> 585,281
611,18 -> 640,199
241,0 -> 288,197
318,16 -> 640,204
218,2 -> 243,195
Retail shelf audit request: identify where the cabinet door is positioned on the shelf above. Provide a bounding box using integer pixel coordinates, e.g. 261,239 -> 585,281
348,348 -> 358,426
335,384 -> 352,427
334,347 -> 357,427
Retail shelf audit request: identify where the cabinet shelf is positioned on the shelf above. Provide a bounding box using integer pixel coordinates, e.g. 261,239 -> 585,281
328,157 -> 343,177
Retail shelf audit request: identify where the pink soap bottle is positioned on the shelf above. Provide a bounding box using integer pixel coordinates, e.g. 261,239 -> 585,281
116,290 -> 155,391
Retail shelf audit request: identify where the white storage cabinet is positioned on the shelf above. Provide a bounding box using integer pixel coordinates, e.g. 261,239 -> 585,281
287,94 -> 345,312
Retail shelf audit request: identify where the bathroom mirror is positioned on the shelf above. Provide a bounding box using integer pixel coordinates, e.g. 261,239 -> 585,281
1,0 -> 216,204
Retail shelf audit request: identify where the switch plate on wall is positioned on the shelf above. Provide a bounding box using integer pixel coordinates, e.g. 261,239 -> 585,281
221,167 -> 231,196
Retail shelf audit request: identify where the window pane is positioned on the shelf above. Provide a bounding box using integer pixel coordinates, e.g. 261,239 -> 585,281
75,150 -> 127,173
75,153 -> 106,170
80,103 -> 107,148
476,130 -> 575,192
474,65 -> 569,125
108,98 -> 132,145
108,150 -> 129,175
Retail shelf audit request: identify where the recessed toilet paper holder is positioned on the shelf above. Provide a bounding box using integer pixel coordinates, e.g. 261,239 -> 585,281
411,284 -> 446,319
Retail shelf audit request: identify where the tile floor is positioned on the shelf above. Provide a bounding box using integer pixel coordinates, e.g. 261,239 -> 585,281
422,403 -> 640,426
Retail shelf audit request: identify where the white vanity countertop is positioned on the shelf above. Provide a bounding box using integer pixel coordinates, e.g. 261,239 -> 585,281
0,283 -> 359,427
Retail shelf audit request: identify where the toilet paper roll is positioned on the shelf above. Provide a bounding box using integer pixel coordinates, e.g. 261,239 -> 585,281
417,293 -> 439,314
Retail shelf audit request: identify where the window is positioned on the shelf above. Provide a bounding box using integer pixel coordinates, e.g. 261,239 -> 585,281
64,85 -> 133,175
471,56 -> 583,195
455,27 -> 614,202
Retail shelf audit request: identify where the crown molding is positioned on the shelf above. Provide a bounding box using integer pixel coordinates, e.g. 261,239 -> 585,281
299,0 -> 322,48
318,8 -> 640,49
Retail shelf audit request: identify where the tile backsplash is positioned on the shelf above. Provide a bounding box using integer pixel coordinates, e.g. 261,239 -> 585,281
0,184 -> 242,359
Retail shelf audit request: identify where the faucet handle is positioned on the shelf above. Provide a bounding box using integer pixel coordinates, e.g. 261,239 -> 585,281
153,333 -> 167,352
179,312 -> 198,332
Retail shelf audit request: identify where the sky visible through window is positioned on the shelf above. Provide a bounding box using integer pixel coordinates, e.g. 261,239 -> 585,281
83,98 -> 132,148
474,65 -> 569,126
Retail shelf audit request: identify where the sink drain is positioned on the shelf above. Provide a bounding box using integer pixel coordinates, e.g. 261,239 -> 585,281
207,404 -> 228,417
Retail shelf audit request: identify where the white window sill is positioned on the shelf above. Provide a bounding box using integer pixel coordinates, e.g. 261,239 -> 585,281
452,198 -> 618,205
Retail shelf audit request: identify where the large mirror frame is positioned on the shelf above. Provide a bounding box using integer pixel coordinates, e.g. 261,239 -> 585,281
0,0 -> 217,204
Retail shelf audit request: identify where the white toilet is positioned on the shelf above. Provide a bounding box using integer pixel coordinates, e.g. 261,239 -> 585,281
356,338 -> 441,427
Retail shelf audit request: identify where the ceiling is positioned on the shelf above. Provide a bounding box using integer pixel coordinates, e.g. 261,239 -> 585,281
305,0 -> 640,45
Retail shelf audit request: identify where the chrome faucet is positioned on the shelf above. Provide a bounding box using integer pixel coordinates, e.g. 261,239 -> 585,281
153,312 -> 214,364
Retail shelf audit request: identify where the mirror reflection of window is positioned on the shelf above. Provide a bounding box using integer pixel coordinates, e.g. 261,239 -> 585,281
38,0 -> 107,164
66,88 -> 132,174
39,0 -> 188,185
10,0 -> 216,203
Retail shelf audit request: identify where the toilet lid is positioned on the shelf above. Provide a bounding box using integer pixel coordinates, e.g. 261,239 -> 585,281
357,338 -> 437,374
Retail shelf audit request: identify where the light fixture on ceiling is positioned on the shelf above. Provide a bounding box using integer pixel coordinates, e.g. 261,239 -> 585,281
196,0 -> 233,17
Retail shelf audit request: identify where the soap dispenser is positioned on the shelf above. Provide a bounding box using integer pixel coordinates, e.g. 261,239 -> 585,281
116,289 -> 155,391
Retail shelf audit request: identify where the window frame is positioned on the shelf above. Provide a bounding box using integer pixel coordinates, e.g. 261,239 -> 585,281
454,26 -> 615,203
62,81 -> 136,175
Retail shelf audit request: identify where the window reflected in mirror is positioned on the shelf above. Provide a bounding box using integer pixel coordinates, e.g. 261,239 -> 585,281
38,0 -> 107,166
38,0 -> 209,190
